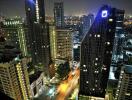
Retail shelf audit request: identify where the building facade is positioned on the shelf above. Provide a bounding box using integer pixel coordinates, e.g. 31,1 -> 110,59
56,29 -> 73,60
81,14 -> 94,37
49,25 -> 57,61
50,28 -> 73,60
30,72 -> 44,97
79,5 -> 124,98
25,0 -> 51,68
115,65 -> 132,100
54,2 -> 64,27
0,42 -> 31,100
2,17 -> 28,56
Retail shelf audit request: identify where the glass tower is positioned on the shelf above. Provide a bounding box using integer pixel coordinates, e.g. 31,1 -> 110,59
54,2 -> 64,27
79,5 -> 124,98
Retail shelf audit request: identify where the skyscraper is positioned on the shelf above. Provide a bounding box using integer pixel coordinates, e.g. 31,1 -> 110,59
0,39 -> 31,100
108,8 -> 125,80
54,2 -> 64,27
25,0 -> 51,69
57,29 -> 73,60
109,6 -> 125,80
49,26 -> 73,60
79,5 -> 124,98
81,14 -> 94,37
115,65 -> 132,100
114,28 -> 132,100
25,0 -> 45,24
49,24 -> 57,61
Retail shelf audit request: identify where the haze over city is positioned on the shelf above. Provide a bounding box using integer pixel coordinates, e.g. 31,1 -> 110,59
0,0 -> 132,17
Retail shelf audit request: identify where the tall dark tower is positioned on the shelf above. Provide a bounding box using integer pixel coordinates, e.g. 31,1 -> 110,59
54,2 -> 64,27
25,0 -> 51,70
25,0 -> 45,24
79,5 -> 124,99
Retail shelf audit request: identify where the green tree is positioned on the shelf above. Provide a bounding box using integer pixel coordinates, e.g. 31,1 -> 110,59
56,61 -> 70,79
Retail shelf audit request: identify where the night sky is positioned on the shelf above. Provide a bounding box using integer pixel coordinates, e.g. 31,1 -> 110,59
0,0 -> 132,17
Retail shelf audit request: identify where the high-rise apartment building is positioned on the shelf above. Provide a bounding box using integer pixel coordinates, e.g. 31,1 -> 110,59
25,0 -> 51,68
0,40 -> 31,100
79,5 -> 124,98
50,27 -> 73,60
114,29 -> 132,100
1,17 -> 28,56
54,2 -> 64,27
115,65 -> 132,100
33,23 -> 51,67
49,25 -> 57,61
56,29 -> 73,60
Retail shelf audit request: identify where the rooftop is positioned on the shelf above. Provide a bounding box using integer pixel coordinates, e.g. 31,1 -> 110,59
0,44 -> 21,63
29,71 -> 43,84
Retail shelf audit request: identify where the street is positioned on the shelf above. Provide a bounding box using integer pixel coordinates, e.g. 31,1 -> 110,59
56,69 -> 80,100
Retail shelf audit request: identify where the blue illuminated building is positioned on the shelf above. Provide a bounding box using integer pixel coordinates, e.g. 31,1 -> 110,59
79,5 -> 124,98
28,0 -> 35,4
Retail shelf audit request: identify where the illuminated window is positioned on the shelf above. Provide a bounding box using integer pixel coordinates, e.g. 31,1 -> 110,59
95,58 -> 98,60
95,63 -> 97,66
83,69 -> 87,72
107,42 -> 110,45
28,8 -> 30,11
35,52 -> 37,55
94,71 -> 99,73
116,27 -> 122,29
125,93 -> 130,96
89,34 -> 92,37
97,34 -> 100,37
83,65 -> 86,67
109,19 -> 113,22
103,68 -> 107,70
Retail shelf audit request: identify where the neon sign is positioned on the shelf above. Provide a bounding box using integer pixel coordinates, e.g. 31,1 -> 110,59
102,10 -> 108,18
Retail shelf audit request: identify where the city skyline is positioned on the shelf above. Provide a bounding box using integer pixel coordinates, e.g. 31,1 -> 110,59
0,0 -> 132,100
0,0 -> 132,17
